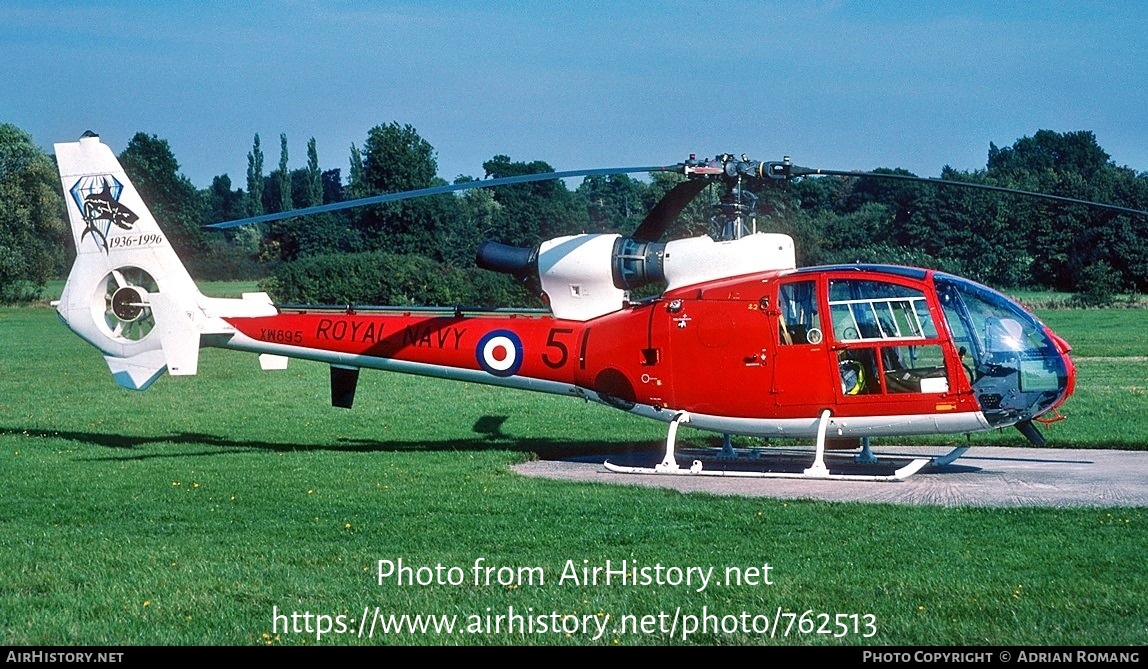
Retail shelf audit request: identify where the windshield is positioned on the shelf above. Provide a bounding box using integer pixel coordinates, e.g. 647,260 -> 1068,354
933,273 -> 1069,425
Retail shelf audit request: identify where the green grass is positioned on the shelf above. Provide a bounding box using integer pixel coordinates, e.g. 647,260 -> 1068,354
1007,288 -> 1146,310
1039,310 -> 1148,359
1,304 -> 1145,645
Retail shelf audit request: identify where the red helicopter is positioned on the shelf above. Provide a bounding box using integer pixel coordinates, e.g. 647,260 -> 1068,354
56,133 -> 1122,481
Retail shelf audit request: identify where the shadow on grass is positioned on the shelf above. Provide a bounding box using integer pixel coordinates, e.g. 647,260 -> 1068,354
2,419 -> 663,462
8,416 -> 1146,469
3,424 -> 955,477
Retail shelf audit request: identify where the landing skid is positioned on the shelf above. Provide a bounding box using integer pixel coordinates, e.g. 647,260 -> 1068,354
603,410 -> 967,482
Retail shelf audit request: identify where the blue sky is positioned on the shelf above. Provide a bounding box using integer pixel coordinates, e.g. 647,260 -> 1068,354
3,1 -> 1145,189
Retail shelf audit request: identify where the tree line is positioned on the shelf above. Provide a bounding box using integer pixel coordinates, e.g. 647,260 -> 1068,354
0,122 -> 1144,306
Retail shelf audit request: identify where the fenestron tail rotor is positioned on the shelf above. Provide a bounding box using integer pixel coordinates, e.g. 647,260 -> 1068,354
98,267 -> 158,342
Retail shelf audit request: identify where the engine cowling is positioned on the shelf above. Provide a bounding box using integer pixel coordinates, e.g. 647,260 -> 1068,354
478,234 -> 629,321
477,232 -> 796,321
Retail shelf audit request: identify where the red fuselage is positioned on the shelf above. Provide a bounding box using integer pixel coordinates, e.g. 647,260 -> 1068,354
221,265 -> 1075,440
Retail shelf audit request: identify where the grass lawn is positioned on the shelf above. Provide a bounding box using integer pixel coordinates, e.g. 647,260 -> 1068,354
1,300 -> 1144,646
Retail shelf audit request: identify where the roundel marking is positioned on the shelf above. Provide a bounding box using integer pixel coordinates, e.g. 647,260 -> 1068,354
476,330 -> 523,377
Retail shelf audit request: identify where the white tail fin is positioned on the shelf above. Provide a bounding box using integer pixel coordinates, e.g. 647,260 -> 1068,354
53,133 -> 275,389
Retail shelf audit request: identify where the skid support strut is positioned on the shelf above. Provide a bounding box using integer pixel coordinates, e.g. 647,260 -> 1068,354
603,408 -> 934,481
803,409 -> 833,477
653,411 -> 698,473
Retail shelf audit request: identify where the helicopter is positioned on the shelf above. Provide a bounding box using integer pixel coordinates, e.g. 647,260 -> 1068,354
55,132 -> 1136,481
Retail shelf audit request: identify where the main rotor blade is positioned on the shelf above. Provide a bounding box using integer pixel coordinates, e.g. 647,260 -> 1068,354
631,179 -> 709,242
208,164 -> 677,229
788,165 -> 1148,217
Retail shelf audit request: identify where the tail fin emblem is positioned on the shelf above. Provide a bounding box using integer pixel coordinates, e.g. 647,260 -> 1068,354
69,175 -> 139,253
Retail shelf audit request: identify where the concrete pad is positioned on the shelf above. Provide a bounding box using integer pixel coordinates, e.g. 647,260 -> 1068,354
513,446 -> 1148,507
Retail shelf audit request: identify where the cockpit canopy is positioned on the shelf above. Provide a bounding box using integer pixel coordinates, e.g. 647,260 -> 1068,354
933,273 -> 1071,425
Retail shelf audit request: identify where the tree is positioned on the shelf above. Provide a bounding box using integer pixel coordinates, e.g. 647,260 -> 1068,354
360,122 -> 438,193
277,133 -> 291,213
246,134 -> 264,217
350,123 -> 456,256
762,130 -> 1147,291
988,130 -> 1111,177
985,130 -> 1147,291
640,171 -> 720,240
0,124 -> 68,302
440,181 -> 499,268
1074,260 -> 1123,306
347,143 -> 365,199
261,167 -> 360,261
576,174 -> 649,234
481,154 -> 586,244
321,168 -> 343,205
205,174 -> 246,224
306,138 -> 322,207
118,132 -> 208,261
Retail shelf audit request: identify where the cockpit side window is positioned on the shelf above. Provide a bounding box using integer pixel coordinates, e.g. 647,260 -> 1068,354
830,278 -> 950,396
829,279 -> 936,342
778,280 -> 823,345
